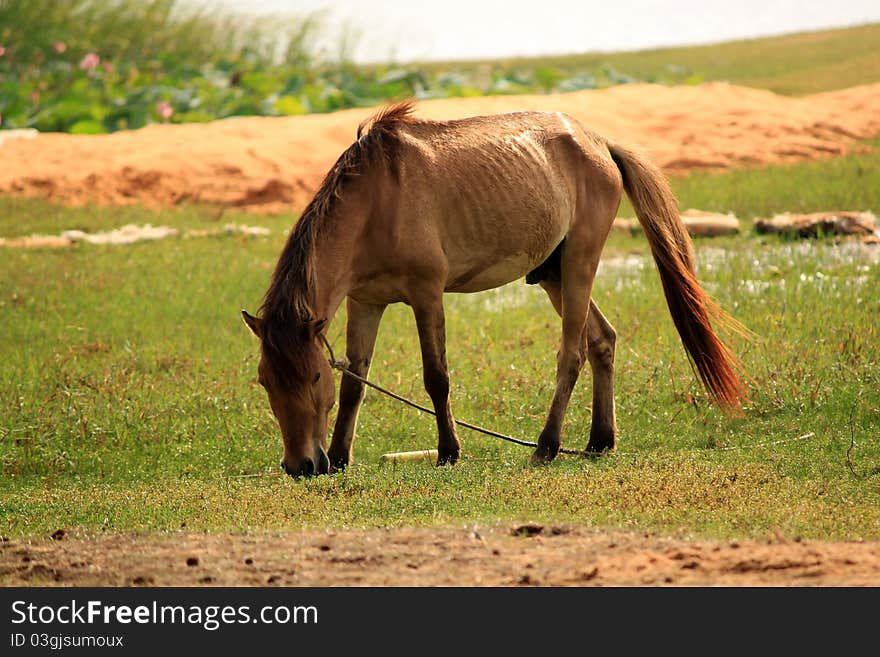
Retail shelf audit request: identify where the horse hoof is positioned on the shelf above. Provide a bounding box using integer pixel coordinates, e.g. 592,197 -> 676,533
436,451 -> 459,466
585,430 -> 617,455
530,446 -> 557,465
328,456 -> 349,474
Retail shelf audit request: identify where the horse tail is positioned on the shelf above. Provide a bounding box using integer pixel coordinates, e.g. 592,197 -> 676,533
607,142 -> 748,410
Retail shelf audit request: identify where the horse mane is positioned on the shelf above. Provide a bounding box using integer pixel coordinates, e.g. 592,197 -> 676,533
258,99 -> 417,385
356,100 -> 416,139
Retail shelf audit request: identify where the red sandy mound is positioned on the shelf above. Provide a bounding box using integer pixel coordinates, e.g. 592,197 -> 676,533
2,82 -> 879,214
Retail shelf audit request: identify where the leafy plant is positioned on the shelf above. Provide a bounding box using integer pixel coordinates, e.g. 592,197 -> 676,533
0,0 -> 643,133
2,1 -> 876,134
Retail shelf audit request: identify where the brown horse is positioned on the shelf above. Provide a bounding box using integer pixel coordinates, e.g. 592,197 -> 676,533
242,101 -> 746,477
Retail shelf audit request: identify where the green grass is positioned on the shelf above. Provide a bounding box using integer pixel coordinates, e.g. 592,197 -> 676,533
673,139 -> 880,219
0,0 -> 317,66
0,197 -> 297,239
616,138 -> 880,224
1,147 -> 879,542
430,22 -> 880,96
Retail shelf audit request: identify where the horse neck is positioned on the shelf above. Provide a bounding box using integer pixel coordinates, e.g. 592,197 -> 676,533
308,205 -> 363,322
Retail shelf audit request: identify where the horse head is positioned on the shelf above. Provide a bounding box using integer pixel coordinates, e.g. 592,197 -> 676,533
242,310 -> 335,477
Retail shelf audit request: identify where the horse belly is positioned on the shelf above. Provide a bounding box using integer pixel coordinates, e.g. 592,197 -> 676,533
442,186 -> 571,292
445,253 -> 538,293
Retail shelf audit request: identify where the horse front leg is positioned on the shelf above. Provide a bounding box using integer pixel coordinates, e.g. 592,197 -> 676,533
412,295 -> 460,466
327,297 -> 386,472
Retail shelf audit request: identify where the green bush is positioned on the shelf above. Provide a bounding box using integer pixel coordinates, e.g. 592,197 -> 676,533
0,0 -> 628,133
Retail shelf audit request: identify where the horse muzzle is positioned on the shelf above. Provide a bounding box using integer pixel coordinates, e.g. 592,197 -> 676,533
281,447 -> 330,478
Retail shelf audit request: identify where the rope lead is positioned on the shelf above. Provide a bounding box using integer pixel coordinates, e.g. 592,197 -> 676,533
320,334 -> 595,457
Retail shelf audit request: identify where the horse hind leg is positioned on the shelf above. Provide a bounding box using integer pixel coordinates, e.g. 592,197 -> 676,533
536,279 -> 618,457
531,259 -> 596,463
584,299 -> 617,453
531,189 -> 618,462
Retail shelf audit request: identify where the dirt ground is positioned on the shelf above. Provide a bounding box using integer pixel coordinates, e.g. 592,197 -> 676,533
2,524 -> 879,587
2,82 -> 879,214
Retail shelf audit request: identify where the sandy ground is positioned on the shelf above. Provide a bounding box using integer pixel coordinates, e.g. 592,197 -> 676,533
2,525 -> 879,587
2,82 -> 879,214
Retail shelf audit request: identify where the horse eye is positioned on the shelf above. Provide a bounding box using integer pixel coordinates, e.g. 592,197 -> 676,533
313,372 -> 321,385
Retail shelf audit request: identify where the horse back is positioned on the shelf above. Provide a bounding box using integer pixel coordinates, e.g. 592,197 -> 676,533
348,110 -> 620,298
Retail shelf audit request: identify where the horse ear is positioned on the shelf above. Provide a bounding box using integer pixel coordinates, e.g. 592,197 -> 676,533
241,310 -> 262,338
309,317 -> 328,338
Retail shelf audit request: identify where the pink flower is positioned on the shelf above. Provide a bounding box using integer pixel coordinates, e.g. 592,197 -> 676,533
79,52 -> 100,71
53,41 -> 66,54
0,46 -> 6,57
156,100 -> 173,121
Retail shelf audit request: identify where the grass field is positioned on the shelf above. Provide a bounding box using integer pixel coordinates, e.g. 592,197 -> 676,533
2,143 -> 878,542
423,22 -> 880,96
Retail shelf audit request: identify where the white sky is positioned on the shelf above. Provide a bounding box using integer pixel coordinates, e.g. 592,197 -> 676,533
207,0 -> 880,63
